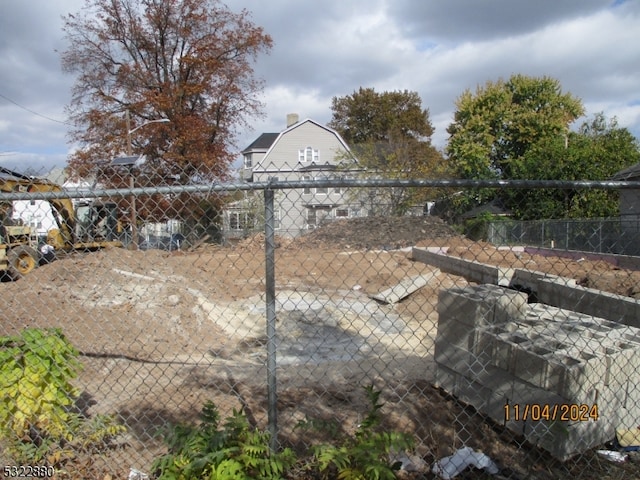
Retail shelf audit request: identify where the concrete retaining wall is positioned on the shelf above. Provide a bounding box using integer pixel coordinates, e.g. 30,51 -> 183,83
536,278 -> 640,329
412,246 -> 640,327
524,246 -> 640,271
411,247 -> 514,286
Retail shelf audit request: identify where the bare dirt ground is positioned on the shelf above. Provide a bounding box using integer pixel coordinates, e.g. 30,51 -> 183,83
2,216 -> 640,479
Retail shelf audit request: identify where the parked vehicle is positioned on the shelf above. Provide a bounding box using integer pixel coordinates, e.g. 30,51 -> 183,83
139,233 -> 185,251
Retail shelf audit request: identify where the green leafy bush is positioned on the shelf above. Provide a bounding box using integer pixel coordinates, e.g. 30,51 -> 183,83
153,401 -> 296,479
0,328 -> 83,442
156,387 -> 415,480
0,327 -> 126,464
309,385 -> 414,480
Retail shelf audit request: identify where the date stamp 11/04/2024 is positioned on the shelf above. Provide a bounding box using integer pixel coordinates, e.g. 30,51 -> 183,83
3,465 -> 55,478
504,403 -> 600,422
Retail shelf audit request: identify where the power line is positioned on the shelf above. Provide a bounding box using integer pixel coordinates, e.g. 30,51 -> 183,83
0,92 -> 69,125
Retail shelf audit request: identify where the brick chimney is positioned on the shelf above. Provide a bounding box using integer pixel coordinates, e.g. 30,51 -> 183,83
286,113 -> 299,127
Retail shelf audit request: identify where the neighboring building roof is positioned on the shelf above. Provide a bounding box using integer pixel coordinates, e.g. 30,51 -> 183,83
255,118 -> 352,169
242,133 -> 279,153
298,163 -> 338,172
460,199 -> 512,220
611,162 -> 640,181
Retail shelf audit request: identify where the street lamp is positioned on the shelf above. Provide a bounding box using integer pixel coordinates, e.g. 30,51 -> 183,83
125,112 -> 170,156
114,112 -> 170,250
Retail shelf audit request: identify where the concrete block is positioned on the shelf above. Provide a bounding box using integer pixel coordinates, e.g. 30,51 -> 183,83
437,287 -> 496,327
526,415 -> 616,462
601,342 -> 639,389
485,285 -> 529,323
435,313 -> 477,350
435,363 -> 515,422
435,340 -> 491,377
370,270 -> 439,304
436,361 -> 612,461
433,363 -> 458,395
437,285 -> 528,327
545,353 -> 603,404
513,343 -> 555,389
452,372 -> 494,413
510,269 -> 576,295
488,331 -> 530,372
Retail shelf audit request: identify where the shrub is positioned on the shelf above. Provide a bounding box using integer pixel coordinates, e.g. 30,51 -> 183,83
153,401 -> 296,480
0,327 -> 125,465
308,385 -> 414,480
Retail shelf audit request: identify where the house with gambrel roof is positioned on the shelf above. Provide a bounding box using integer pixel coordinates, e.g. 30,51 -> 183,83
224,114 -> 364,239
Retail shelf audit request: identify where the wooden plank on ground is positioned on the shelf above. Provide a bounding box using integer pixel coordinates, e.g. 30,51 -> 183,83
370,270 -> 440,304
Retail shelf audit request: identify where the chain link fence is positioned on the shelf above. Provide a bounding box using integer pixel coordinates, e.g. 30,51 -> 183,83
487,217 -> 640,256
2,171 -> 640,479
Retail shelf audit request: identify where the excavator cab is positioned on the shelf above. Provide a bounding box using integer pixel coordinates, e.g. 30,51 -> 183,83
75,201 -> 121,243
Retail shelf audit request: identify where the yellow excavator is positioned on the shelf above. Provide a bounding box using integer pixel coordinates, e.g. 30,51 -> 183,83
0,167 -> 124,279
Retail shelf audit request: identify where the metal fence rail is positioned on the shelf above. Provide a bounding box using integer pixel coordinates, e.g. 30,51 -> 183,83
2,178 -> 640,479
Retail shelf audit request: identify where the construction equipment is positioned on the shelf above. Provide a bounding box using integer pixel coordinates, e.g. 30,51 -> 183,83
0,167 -> 124,279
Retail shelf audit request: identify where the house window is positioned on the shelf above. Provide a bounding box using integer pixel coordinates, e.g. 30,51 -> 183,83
303,175 -> 312,194
229,211 -> 253,231
315,175 -> 328,195
244,154 -> 252,168
335,208 -> 349,218
333,177 -> 342,194
299,146 -> 319,163
307,208 -> 316,228
307,207 -> 330,228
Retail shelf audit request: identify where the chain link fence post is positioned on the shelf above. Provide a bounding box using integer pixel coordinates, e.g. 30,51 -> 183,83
264,184 -> 278,451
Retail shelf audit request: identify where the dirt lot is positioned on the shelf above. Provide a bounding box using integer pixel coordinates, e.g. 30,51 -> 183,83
2,216 -> 640,479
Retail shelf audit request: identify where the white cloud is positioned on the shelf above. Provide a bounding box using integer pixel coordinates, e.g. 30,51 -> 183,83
1,0 -> 639,173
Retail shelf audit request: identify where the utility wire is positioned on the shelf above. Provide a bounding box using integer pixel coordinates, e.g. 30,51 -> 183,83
0,91 -> 69,125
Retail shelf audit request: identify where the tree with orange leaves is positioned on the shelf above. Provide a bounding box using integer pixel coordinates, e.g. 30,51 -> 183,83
62,0 -> 273,184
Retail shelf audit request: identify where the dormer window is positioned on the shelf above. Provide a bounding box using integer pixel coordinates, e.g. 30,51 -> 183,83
299,146 -> 319,163
244,154 -> 252,168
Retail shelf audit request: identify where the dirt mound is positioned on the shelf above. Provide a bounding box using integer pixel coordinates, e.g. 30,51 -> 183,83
293,216 -> 460,250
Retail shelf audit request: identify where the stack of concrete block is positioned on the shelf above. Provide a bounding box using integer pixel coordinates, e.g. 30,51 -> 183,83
434,284 -> 640,460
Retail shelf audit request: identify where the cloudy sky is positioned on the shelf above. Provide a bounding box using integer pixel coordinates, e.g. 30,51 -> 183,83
1,0 -> 639,175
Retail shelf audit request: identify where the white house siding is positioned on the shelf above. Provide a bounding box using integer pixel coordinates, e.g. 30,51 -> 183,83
11,200 -> 58,238
255,122 -> 353,237
226,119 -> 363,239
256,122 -> 346,173
241,150 -> 267,181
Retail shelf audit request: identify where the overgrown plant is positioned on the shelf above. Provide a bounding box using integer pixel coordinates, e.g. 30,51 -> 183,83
153,401 -> 296,480
0,327 -> 125,464
309,385 -> 414,480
